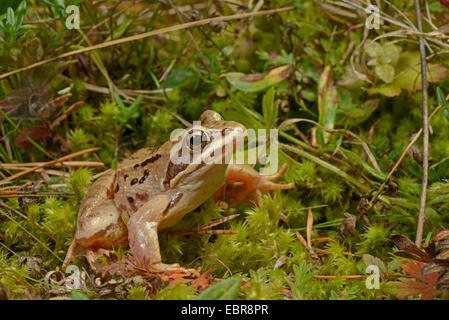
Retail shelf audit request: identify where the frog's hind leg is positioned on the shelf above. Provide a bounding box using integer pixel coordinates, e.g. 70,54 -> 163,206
62,239 -> 82,270
215,163 -> 295,206
65,199 -> 128,271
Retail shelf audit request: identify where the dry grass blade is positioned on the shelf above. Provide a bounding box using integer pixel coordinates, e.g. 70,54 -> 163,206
0,161 -> 104,168
307,208 -> 313,248
0,147 -> 100,186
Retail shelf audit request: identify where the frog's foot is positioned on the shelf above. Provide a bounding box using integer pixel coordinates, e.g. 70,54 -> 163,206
136,261 -> 196,275
215,163 -> 295,206
85,248 -> 112,270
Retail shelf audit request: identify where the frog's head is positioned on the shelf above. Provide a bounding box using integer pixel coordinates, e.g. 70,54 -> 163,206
162,110 -> 246,193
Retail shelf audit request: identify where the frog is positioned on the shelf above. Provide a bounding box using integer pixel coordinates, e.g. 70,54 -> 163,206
62,110 -> 294,273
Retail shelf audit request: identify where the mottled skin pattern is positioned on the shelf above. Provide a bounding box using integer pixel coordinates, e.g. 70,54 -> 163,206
63,110 -> 294,272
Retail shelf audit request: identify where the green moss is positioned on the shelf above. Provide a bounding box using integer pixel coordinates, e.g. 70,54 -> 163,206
155,281 -> 197,300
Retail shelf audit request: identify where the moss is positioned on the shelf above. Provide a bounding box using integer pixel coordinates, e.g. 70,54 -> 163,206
1,0 -> 449,300
155,281 -> 197,300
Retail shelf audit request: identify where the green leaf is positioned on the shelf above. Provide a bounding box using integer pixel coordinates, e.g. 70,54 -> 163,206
262,87 -> 279,129
70,290 -> 90,300
375,64 -> 395,83
436,87 -> 449,121
341,148 -> 387,180
365,42 -> 383,60
289,261 -> 314,300
105,17 -> 134,42
317,65 -> 338,144
163,67 -> 199,88
393,51 -> 447,91
6,7 -> 15,27
225,65 -> 292,92
367,84 -> 401,97
196,278 -> 240,300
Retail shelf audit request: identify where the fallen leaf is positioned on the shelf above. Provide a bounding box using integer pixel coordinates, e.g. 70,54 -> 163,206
392,260 -> 440,300
225,65 -> 292,92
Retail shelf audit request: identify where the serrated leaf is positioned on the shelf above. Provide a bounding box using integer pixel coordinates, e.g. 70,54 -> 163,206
196,278 -> 240,300
392,260 -> 440,300
225,65 -> 292,92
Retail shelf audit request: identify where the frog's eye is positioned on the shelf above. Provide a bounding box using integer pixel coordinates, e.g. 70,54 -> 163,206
185,129 -> 209,150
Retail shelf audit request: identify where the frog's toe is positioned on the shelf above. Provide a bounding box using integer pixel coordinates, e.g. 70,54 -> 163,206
149,262 -> 181,271
147,263 -> 198,274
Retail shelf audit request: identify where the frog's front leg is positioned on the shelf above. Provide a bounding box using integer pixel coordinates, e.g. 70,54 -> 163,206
127,194 -> 184,272
214,163 -> 295,206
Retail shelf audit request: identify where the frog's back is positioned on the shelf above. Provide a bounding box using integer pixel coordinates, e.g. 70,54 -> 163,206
113,146 -> 170,214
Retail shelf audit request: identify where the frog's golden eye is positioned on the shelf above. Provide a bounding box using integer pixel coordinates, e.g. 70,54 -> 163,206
185,129 -> 209,150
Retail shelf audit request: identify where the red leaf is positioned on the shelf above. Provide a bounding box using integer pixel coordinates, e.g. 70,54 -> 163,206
14,125 -> 52,149
191,269 -> 212,290
438,0 -> 449,10
392,261 -> 440,300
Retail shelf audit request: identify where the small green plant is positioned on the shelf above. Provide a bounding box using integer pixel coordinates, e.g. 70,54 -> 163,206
0,1 -> 31,51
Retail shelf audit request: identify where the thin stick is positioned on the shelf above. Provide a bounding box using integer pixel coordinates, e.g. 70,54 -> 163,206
0,161 -> 104,168
313,275 -> 366,280
0,7 -> 294,81
415,0 -> 429,248
0,167 -> 70,177
0,147 -> 100,186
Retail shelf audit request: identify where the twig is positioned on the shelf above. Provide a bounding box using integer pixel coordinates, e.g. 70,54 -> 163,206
0,161 -> 104,168
0,167 -> 70,177
0,7 -> 294,80
312,275 -> 366,280
0,192 -> 74,198
415,0 -> 429,248
0,147 -> 100,186
50,101 -> 85,130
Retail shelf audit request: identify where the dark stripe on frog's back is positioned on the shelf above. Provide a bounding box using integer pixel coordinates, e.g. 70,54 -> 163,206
116,146 -> 160,171
113,146 -> 164,213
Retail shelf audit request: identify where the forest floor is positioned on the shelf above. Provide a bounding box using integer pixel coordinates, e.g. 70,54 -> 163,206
1,0 -> 449,300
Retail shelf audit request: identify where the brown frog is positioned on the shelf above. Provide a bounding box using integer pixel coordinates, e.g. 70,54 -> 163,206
63,110 -> 294,272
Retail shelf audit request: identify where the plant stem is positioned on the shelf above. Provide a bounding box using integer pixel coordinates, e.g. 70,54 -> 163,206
415,0 -> 429,248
